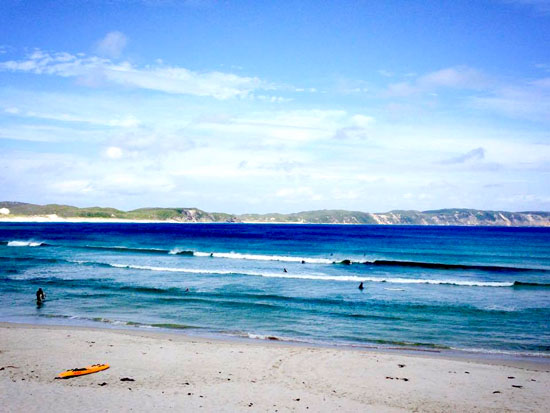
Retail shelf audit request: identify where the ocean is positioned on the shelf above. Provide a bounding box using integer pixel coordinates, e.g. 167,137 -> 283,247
1,222 -> 549,358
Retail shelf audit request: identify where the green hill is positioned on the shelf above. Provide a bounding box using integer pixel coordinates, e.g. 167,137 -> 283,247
1,202 -> 548,226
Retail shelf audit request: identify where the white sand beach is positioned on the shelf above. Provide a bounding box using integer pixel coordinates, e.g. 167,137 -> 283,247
0,216 -> 177,224
1,323 -> 548,412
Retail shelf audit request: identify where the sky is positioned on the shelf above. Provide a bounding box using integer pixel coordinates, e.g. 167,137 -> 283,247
0,0 -> 549,214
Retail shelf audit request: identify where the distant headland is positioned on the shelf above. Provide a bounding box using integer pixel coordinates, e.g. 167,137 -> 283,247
1,201 -> 549,227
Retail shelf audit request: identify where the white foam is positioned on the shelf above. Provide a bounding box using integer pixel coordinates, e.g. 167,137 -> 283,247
7,240 -> 43,247
242,272 -> 512,287
194,251 -> 333,264
483,305 -> 519,312
109,263 -> 237,275
102,262 -> 514,287
449,346 -> 550,358
241,332 -> 308,343
246,333 -> 271,340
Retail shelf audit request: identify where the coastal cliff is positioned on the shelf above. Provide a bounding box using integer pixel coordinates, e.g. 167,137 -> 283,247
0,202 -> 548,226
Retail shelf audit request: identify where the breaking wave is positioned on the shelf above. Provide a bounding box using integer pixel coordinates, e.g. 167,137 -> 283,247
4,240 -> 548,273
5,240 -> 47,247
2,252 -> 549,288
193,251 -> 333,264
70,260 -> 549,287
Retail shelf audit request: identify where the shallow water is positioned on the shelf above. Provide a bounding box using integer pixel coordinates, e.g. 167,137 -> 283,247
1,223 -> 549,356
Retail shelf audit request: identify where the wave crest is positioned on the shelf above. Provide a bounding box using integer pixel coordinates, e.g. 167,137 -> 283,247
194,251 -> 333,264
6,240 -> 45,247
78,261 -> 521,287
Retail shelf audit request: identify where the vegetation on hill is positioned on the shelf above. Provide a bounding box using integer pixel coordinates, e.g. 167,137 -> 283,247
0,202 -> 548,226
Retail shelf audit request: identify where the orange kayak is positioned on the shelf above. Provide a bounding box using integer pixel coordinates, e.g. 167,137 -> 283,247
57,363 -> 110,379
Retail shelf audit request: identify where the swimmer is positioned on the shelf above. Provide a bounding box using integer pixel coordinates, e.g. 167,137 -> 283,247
36,288 -> 46,304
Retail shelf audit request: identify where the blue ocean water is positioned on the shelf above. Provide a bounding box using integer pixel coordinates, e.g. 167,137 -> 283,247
1,223 -> 549,357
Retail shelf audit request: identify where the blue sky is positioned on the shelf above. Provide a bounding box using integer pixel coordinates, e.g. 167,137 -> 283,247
1,0 -> 549,213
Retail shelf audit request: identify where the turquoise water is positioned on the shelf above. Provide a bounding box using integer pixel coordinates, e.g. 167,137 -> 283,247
1,223 -> 549,356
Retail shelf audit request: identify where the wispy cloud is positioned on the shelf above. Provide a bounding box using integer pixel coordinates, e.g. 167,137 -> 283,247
535,63 -> 550,72
418,67 -> 487,89
386,66 -> 488,97
275,186 -> 323,201
193,109 -> 374,145
444,147 -> 486,164
4,105 -> 141,129
0,50 -> 267,99
470,81 -> 550,122
95,31 -> 128,58
382,66 -> 550,123
332,114 -> 374,141
105,146 -> 123,159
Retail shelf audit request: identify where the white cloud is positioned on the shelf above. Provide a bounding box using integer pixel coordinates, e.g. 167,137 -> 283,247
471,82 -> 550,122
351,114 -> 374,128
105,146 -> 123,159
256,95 -> 293,103
95,31 -> 128,58
276,186 -> 323,201
3,106 -> 141,129
0,50 -> 267,100
386,66 -> 487,97
194,109 -> 350,144
99,173 -> 176,195
50,180 -> 93,194
418,67 -> 487,89
386,81 -> 418,97
444,147 -> 486,164
107,116 -> 140,128
383,66 -> 550,123
2,49 -> 549,212
0,123 -> 101,142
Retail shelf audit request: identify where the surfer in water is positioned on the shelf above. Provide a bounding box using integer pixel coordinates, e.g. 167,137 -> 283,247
36,288 -> 45,304
358,282 -> 364,291
283,268 -> 288,273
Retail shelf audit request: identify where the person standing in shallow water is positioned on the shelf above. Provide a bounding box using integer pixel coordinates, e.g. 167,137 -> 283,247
36,288 -> 45,304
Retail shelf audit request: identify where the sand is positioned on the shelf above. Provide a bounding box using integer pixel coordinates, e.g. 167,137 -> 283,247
0,216 -> 178,224
1,323 -> 549,412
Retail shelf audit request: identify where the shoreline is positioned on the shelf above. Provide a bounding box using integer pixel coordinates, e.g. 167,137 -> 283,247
2,321 -> 549,412
0,217 -> 320,225
4,319 -> 550,370
1,216 -> 550,227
